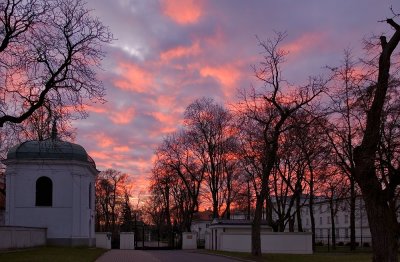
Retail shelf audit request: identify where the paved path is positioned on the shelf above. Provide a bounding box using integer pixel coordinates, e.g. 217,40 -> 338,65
95,250 -> 240,262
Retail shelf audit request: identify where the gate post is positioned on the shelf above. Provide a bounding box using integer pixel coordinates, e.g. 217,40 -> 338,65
120,232 -> 135,249
182,232 -> 197,249
95,232 -> 111,249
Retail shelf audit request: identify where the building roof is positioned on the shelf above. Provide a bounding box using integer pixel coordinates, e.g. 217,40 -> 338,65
193,210 -> 213,221
210,219 -> 271,227
5,138 -> 96,168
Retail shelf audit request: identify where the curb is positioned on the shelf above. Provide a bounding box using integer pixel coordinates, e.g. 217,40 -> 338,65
189,250 -> 256,262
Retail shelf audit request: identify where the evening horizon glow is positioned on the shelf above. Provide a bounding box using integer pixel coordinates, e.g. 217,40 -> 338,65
73,0 -> 400,198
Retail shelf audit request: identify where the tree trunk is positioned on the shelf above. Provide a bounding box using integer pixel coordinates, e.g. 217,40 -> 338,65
226,203 -> 231,219
308,164 -> 316,250
212,199 -> 219,219
359,177 -> 399,262
165,185 -> 174,247
251,193 -> 264,256
349,177 -> 356,250
247,180 -> 251,220
309,183 -> 316,251
289,216 -> 294,232
265,196 -> 274,227
295,180 -> 303,232
330,199 -> 336,250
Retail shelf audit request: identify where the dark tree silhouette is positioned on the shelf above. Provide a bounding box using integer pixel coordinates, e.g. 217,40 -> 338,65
153,131 -> 204,231
0,0 -> 112,127
237,32 -> 324,256
353,18 -> 400,262
325,50 -> 363,250
184,97 -> 236,219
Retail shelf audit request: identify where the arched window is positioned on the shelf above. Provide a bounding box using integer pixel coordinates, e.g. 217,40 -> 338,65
36,176 -> 52,206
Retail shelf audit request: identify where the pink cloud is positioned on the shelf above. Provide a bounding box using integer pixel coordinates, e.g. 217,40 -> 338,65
200,65 -> 239,87
89,150 -> 110,161
85,103 -> 135,125
199,63 -> 243,98
110,107 -> 136,125
160,41 -> 201,61
84,104 -> 108,114
282,32 -> 326,56
149,111 -> 180,135
153,95 -> 177,109
114,62 -> 154,93
161,0 -> 204,25
92,133 -> 115,148
113,146 -> 130,152
147,95 -> 185,136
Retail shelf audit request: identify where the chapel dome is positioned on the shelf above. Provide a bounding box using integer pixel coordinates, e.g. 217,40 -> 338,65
6,138 -> 96,167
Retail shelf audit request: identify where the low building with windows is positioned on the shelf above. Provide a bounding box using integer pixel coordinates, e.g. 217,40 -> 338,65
300,197 -> 371,246
3,132 -> 98,246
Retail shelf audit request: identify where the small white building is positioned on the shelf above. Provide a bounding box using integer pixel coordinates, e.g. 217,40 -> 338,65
3,134 -> 98,246
206,219 -> 312,254
191,219 -> 211,243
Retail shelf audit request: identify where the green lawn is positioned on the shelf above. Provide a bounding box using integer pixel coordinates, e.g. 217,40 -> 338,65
205,250 -> 374,262
0,246 -> 106,262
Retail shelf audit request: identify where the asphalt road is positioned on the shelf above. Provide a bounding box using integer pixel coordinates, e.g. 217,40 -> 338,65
96,250 -> 241,262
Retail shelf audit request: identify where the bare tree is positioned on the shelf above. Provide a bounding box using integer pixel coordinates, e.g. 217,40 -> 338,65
325,49 -> 364,250
95,169 -> 128,236
352,18 -> 400,262
219,141 -> 242,219
150,156 -> 175,244
270,142 -> 303,232
184,97 -> 235,219
236,32 -> 324,256
154,131 -> 205,231
320,167 -> 348,250
292,114 -> 331,249
120,190 -> 134,232
0,0 -> 112,127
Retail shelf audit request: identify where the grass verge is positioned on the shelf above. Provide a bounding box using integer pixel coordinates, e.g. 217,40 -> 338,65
204,250 -> 373,262
0,246 -> 107,262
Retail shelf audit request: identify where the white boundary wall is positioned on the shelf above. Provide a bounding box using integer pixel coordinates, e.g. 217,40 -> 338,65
0,226 -> 46,249
207,232 -> 312,254
95,232 -> 111,249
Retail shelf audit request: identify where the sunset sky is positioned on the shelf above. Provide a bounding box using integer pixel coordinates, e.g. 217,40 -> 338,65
77,0 -> 400,195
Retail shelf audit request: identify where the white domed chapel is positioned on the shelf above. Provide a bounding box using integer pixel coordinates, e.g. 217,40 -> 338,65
3,130 -> 98,246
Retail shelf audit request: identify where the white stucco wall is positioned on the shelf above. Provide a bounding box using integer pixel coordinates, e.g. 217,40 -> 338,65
182,232 -> 197,249
207,225 -> 312,254
218,232 -> 312,254
5,160 -> 96,245
0,226 -> 46,249
261,232 -> 312,254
